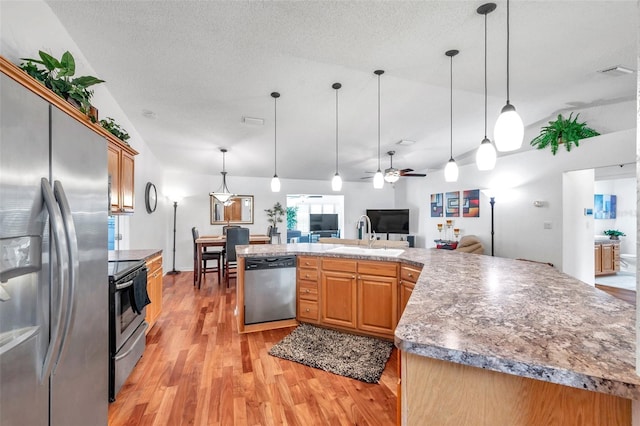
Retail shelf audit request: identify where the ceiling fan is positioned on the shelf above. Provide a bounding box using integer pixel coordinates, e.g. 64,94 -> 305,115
361,151 -> 427,182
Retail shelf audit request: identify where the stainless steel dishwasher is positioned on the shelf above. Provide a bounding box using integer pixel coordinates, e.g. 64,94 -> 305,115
244,256 -> 297,325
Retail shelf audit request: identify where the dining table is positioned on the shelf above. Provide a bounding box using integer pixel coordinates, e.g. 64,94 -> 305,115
194,234 -> 271,287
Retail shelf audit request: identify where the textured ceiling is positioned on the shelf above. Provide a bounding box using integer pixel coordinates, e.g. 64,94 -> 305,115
45,1 -> 637,182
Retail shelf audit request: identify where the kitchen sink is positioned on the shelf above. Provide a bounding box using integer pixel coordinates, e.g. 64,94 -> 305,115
325,246 -> 405,257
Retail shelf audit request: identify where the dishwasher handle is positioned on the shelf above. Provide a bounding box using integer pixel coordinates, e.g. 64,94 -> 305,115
245,256 -> 296,270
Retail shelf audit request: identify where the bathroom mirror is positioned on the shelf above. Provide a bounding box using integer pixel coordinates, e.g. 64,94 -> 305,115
210,195 -> 254,224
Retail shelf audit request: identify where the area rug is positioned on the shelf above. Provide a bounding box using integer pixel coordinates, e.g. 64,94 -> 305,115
268,323 -> 393,383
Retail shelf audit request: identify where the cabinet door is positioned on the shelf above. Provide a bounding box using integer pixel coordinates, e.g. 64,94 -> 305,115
601,244 -> 614,273
120,150 -> 135,212
358,274 -> 397,336
321,270 -> 357,329
399,281 -> 415,319
107,144 -> 120,212
594,245 -> 602,274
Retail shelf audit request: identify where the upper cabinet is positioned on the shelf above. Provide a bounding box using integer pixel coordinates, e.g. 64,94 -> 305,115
108,140 -> 136,214
0,55 -> 138,215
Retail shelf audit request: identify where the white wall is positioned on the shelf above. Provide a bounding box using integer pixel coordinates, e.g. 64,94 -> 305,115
594,178 -> 637,255
562,169 -> 595,285
404,128 -> 635,270
163,170 -> 395,271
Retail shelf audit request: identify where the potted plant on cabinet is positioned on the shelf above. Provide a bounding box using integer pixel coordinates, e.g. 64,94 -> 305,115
100,117 -> 131,145
19,50 -> 105,119
265,202 -> 285,235
603,229 -> 625,240
530,113 -> 599,155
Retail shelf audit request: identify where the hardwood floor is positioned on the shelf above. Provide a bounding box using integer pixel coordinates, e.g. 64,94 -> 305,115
108,272 -> 398,426
595,283 -> 636,306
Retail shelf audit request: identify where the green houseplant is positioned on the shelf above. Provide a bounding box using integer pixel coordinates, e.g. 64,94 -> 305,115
100,117 -> 131,145
265,202 -> 285,234
530,113 -> 599,155
19,50 -> 104,116
603,229 -> 625,240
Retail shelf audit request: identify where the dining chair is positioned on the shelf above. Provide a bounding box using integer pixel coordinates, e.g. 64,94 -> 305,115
192,227 -> 222,288
224,227 -> 249,287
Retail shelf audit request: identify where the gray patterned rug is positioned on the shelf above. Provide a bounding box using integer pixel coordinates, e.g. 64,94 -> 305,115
268,323 -> 394,383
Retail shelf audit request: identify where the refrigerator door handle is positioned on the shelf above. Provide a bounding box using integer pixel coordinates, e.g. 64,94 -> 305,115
40,178 -> 70,382
53,180 -> 79,372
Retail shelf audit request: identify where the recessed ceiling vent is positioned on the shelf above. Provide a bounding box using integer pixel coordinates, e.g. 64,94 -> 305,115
242,116 -> 264,126
597,65 -> 635,76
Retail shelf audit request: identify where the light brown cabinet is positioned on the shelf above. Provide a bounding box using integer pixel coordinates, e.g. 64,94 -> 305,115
108,139 -> 136,214
399,264 -> 422,321
595,243 -> 620,276
297,256 -> 320,323
145,254 -> 163,331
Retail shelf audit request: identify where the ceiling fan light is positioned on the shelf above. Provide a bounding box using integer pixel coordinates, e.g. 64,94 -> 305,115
271,175 -> 281,192
331,173 -> 343,191
373,170 -> 385,189
384,171 -> 400,183
444,158 -> 459,182
476,138 -> 497,170
494,103 -> 524,152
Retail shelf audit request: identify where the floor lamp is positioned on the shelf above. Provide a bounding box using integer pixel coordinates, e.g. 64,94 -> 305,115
489,197 -> 495,256
167,201 -> 181,275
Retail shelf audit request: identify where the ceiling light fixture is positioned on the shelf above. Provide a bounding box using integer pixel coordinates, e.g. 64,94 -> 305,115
210,148 -> 235,203
494,0 -> 523,152
476,2 -> 498,171
444,50 -> 459,183
331,82 -> 343,191
384,151 -> 400,183
373,70 -> 385,189
270,92 -> 281,192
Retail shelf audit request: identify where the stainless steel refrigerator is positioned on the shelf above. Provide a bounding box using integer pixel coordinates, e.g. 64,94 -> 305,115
0,73 -> 109,424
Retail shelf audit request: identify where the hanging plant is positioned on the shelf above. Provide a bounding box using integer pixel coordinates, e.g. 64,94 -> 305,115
19,50 -> 104,115
100,117 -> 131,145
530,113 -> 599,155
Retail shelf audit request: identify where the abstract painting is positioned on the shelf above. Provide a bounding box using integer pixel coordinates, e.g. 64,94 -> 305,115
462,189 -> 480,218
430,193 -> 443,217
445,191 -> 459,217
594,194 -> 617,219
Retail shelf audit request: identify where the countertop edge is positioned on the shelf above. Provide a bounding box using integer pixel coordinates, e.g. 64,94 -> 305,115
108,249 -> 163,262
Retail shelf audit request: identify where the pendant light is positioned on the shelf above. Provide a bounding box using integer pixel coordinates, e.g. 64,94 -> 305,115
373,70 -> 385,189
443,50 -> 459,183
476,3 -> 498,170
270,92 -> 281,192
494,0 -> 524,152
210,148 -> 235,203
331,82 -> 343,191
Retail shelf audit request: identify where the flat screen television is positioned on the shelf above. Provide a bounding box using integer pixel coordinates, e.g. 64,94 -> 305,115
309,214 -> 339,232
366,209 -> 410,234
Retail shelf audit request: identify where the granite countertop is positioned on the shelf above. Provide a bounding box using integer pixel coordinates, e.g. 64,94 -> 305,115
237,243 -> 640,400
108,249 -> 162,261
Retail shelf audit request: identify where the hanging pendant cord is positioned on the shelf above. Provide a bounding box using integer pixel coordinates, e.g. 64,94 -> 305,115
506,0 -> 510,104
484,12 -> 488,138
377,73 -> 381,171
274,96 -> 277,174
335,87 -> 339,173
450,55 -> 453,160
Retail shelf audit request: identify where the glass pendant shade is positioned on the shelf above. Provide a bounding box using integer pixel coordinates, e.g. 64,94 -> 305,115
331,173 -> 343,191
384,172 -> 400,183
373,171 -> 385,189
494,103 -> 524,152
444,159 -> 459,182
210,148 -> 235,202
476,137 -> 497,170
271,175 -> 281,192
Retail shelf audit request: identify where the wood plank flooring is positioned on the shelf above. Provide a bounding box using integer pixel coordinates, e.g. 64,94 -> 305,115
595,283 -> 636,306
108,272 -> 398,426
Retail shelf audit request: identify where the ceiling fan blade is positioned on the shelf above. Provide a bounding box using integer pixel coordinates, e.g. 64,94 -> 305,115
400,168 -> 414,173
402,173 -> 427,177
360,176 -> 373,180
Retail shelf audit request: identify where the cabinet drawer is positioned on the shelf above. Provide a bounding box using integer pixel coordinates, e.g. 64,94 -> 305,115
298,281 -> 318,300
298,256 -> 318,269
400,264 -> 422,283
299,300 -> 318,320
358,260 -> 397,277
298,268 -> 318,281
322,258 -> 357,273
146,255 -> 162,273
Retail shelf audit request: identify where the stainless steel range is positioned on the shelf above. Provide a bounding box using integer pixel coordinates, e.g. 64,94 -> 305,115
108,259 -> 148,402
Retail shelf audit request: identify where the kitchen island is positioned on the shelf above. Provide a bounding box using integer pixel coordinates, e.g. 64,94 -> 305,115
236,243 -> 639,425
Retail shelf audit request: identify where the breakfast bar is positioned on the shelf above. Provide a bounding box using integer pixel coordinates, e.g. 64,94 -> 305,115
236,243 -> 640,425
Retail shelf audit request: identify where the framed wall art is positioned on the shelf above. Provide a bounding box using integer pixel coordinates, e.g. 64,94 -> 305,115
445,191 -> 460,217
430,193 -> 443,217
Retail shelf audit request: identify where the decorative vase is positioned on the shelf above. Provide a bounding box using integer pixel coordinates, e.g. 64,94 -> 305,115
609,235 -> 619,240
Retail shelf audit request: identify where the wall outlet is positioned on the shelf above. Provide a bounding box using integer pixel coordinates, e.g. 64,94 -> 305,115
543,221 -> 552,230
115,233 -> 123,241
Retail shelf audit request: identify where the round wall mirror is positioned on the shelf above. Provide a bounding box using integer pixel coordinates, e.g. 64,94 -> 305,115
145,182 -> 157,213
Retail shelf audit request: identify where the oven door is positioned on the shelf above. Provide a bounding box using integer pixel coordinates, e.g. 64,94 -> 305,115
113,270 -> 147,352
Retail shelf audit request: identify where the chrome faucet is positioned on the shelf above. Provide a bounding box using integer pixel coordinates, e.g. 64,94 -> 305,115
357,215 -> 377,248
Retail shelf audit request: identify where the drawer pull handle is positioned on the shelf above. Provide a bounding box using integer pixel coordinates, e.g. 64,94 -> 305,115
305,308 -> 310,312
305,289 -> 310,293
408,273 -> 413,277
